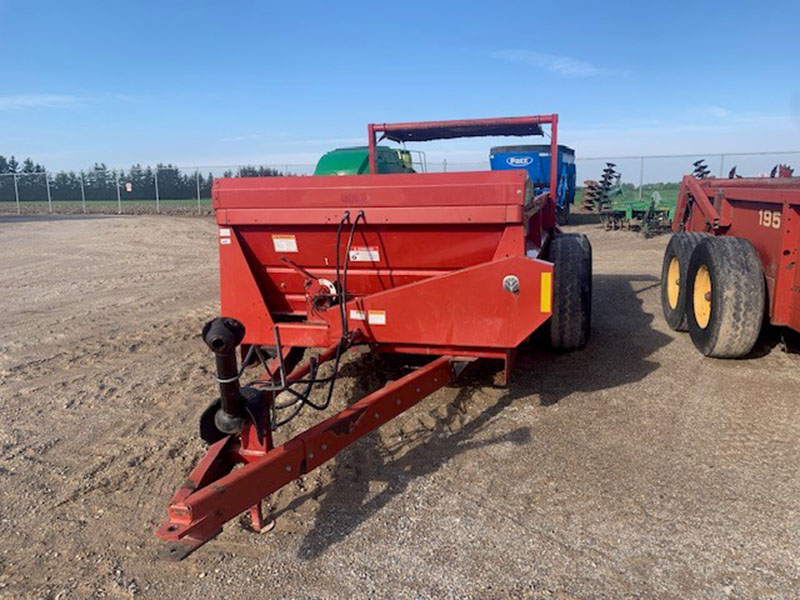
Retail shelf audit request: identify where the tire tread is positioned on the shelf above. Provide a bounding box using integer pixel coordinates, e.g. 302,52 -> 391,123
687,236 -> 764,358
549,233 -> 592,350
661,232 -> 709,331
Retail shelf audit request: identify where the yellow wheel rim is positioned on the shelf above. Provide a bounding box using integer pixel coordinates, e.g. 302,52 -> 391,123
693,265 -> 712,329
667,256 -> 680,309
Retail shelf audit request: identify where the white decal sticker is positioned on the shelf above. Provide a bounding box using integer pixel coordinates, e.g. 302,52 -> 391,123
349,309 -> 366,321
368,310 -> 386,325
219,228 -> 231,237
272,234 -> 298,253
220,238 -> 232,245
506,156 -> 533,167
349,246 -> 380,262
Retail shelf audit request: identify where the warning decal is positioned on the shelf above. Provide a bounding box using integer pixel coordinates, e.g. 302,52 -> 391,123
349,246 -> 380,262
367,310 -> 386,325
272,234 -> 298,253
349,309 -> 386,325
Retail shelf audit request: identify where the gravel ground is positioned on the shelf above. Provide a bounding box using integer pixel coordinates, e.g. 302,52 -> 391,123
1,215 -> 798,599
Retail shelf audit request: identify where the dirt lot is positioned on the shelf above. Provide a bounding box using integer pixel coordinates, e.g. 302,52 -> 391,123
1,215 -> 799,599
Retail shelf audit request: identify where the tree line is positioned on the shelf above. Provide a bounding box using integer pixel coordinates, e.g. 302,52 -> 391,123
0,155 -> 282,203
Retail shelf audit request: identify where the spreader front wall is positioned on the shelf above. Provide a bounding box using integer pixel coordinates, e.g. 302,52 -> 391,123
236,224 -> 508,315
212,171 -> 551,352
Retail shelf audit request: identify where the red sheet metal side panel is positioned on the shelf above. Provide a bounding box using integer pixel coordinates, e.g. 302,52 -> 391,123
227,222 -> 522,320
217,204 -> 522,226
724,199 -> 785,316
217,228 -> 275,344
213,171 -> 528,211
703,177 -> 800,189
227,252 -> 552,350
783,204 -> 800,331
706,180 -> 799,329
328,256 -> 553,349
239,225 -> 507,271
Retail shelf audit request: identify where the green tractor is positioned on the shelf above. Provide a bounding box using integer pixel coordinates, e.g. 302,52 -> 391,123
314,146 -> 415,175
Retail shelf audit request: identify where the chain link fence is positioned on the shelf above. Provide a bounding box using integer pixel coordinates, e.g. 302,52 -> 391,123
1,151 -> 798,215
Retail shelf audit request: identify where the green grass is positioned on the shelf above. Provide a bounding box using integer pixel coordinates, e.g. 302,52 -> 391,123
575,186 -> 679,210
0,198 -> 214,214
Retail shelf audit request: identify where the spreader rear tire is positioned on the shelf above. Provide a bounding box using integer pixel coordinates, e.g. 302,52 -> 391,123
661,232 -> 709,331
548,233 -> 592,350
686,236 -> 765,358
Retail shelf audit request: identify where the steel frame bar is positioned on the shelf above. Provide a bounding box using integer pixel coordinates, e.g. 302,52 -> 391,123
156,354 -> 456,559
218,205 -> 523,226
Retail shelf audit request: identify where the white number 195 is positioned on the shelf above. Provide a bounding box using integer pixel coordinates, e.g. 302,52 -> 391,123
758,210 -> 782,229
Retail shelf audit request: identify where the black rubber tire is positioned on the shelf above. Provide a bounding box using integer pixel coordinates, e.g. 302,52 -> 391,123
548,233 -> 592,350
660,232 -> 709,331
686,236 -> 765,358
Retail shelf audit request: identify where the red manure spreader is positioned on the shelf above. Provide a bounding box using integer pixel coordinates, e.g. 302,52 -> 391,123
156,115 -> 592,558
662,162 -> 800,357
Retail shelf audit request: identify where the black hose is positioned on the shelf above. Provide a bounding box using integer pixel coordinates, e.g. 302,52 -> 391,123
266,210 -> 366,426
290,210 -> 364,412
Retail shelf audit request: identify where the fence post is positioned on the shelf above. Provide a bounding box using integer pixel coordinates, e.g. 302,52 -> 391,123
196,170 -> 201,215
80,171 -> 86,213
45,172 -> 53,213
638,157 -> 644,202
719,154 -> 725,177
115,170 -> 122,214
154,169 -> 160,213
284,164 -> 289,176
443,159 -> 448,172
13,173 -> 20,214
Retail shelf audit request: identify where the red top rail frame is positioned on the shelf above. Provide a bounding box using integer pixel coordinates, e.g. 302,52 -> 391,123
368,114 -> 560,230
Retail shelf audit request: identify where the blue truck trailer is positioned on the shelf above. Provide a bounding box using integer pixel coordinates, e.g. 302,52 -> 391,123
490,144 -> 576,225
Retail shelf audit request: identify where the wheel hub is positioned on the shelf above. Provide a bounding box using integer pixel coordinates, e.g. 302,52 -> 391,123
693,264 -> 712,329
667,256 -> 680,309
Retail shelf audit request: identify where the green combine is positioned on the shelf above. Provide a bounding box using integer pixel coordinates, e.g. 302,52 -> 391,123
314,146 -> 415,175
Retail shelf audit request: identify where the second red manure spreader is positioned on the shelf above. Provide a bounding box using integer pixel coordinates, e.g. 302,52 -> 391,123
662,163 -> 800,357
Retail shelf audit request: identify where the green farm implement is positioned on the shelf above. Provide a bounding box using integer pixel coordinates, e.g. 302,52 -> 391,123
585,163 -> 676,236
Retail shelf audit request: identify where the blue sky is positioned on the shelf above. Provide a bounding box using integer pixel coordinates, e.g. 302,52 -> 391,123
1,0 -> 798,173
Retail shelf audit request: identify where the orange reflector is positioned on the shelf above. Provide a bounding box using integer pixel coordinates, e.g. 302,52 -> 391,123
540,272 -> 552,313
